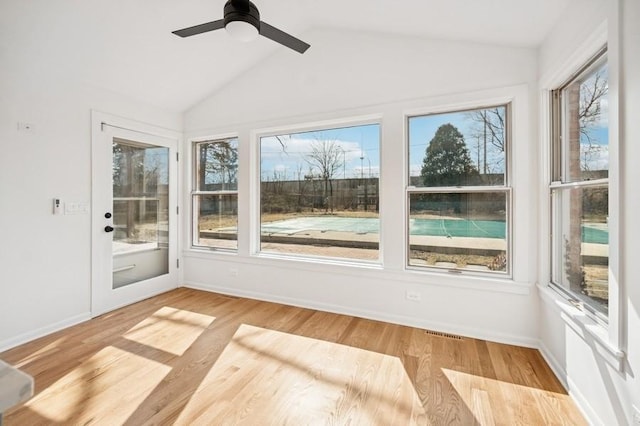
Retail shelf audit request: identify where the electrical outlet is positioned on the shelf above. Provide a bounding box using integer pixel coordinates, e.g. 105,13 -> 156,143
632,405 -> 640,425
406,290 -> 421,302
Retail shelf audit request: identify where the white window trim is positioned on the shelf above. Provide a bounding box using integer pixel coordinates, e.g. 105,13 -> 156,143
402,89 -> 527,283
183,85 -> 534,296
250,115 -> 384,263
538,19 -> 623,367
405,187 -> 513,278
189,133 -> 240,253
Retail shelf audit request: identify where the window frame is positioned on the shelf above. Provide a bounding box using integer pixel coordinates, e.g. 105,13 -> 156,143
549,47 -> 610,324
252,116 -> 383,264
191,136 -> 239,252
540,34 -> 624,369
405,103 -> 513,278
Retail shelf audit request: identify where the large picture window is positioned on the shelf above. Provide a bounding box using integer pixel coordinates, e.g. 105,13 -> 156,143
259,123 -> 380,261
551,49 -> 609,318
407,105 -> 511,274
192,138 -> 239,250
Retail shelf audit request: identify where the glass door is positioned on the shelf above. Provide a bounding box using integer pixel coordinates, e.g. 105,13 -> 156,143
92,118 -> 178,316
111,139 -> 169,288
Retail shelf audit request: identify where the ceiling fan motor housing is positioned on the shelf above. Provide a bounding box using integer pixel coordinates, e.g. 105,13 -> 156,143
172,0 -> 310,53
224,0 -> 260,30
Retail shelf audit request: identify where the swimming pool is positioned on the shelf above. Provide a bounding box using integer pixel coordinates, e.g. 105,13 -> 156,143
259,216 -> 607,244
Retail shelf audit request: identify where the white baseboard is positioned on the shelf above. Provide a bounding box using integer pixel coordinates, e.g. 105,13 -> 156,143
537,340 -> 569,389
182,281 -> 539,348
0,312 -> 91,353
538,341 -> 603,426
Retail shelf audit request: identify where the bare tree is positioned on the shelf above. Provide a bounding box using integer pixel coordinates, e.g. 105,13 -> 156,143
305,138 -> 344,212
274,135 -> 290,154
579,71 -> 607,138
580,143 -> 605,173
295,162 -> 308,212
579,70 -> 608,172
466,108 -> 505,175
271,169 -> 287,193
199,140 -> 238,190
565,67 -> 608,294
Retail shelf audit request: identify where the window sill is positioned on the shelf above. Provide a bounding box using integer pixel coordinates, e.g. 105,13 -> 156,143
189,246 -> 238,255
537,283 -> 624,373
183,248 -> 532,296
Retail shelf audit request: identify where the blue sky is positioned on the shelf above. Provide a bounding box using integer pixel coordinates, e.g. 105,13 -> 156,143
256,89 -> 608,181
259,112 -> 507,182
579,75 -> 609,171
408,108 -> 506,177
580,126 -> 609,172
260,124 -> 380,181
577,61 -> 609,172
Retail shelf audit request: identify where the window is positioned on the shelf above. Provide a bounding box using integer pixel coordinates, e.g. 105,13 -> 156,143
259,123 -> 380,261
407,105 -> 511,274
551,49 -> 609,319
192,138 -> 239,250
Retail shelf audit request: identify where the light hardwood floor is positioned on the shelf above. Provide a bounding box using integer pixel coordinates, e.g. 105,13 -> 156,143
1,288 -> 585,425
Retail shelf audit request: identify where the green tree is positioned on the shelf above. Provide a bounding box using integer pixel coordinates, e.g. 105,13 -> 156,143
421,123 -> 478,187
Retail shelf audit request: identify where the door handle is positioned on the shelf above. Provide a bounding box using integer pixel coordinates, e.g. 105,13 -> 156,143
104,226 -> 114,233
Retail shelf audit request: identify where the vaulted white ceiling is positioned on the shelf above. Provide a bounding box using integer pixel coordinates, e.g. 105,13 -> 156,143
0,0 -> 573,112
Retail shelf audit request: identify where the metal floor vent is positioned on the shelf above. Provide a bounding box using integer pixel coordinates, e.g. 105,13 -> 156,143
424,330 -> 464,340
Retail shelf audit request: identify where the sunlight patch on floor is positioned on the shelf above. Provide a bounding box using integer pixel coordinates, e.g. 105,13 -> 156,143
25,346 -> 170,423
123,306 -> 215,356
12,337 -> 68,369
442,368 -> 586,426
175,324 -> 427,425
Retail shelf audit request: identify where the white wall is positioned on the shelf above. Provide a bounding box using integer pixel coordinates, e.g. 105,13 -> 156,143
0,58 -> 182,350
183,29 -> 541,346
186,29 -> 536,132
537,0 -> 609,84
1,2 -> 635,420
537,0 -> 640,423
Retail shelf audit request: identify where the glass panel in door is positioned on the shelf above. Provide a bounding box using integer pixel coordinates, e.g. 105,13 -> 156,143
111,138 -> 169,289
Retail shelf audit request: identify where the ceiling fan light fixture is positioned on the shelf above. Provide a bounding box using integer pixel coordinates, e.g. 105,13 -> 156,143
225,20 -> 259,42
224,0 -> 260,42
172,0 -> 310,54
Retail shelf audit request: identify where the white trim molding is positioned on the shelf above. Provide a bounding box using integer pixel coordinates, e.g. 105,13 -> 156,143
0,313 -> 91,353
182,281 -> 538,348
538,284 -> 625,372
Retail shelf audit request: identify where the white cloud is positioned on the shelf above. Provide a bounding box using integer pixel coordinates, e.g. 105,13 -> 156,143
598,97 -> 609,126
581,143 -> 609,171
260,135 -> 375,180
261,136 -> 363,159
409,164 -> 422,177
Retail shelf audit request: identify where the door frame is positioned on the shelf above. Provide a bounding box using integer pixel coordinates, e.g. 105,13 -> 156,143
90,111 -> 182,317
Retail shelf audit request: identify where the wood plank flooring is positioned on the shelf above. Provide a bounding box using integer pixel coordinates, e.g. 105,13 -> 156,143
1,288 -> 586,425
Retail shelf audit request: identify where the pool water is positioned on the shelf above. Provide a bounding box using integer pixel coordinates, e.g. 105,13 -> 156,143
259,216 -> 608,244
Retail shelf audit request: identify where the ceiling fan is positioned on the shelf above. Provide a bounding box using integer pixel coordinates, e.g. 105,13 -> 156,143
172,0 -> 310,54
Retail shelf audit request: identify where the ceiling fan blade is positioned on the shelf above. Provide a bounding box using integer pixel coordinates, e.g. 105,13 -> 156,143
259,21 -> 310,54
172,20 -> 225,38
